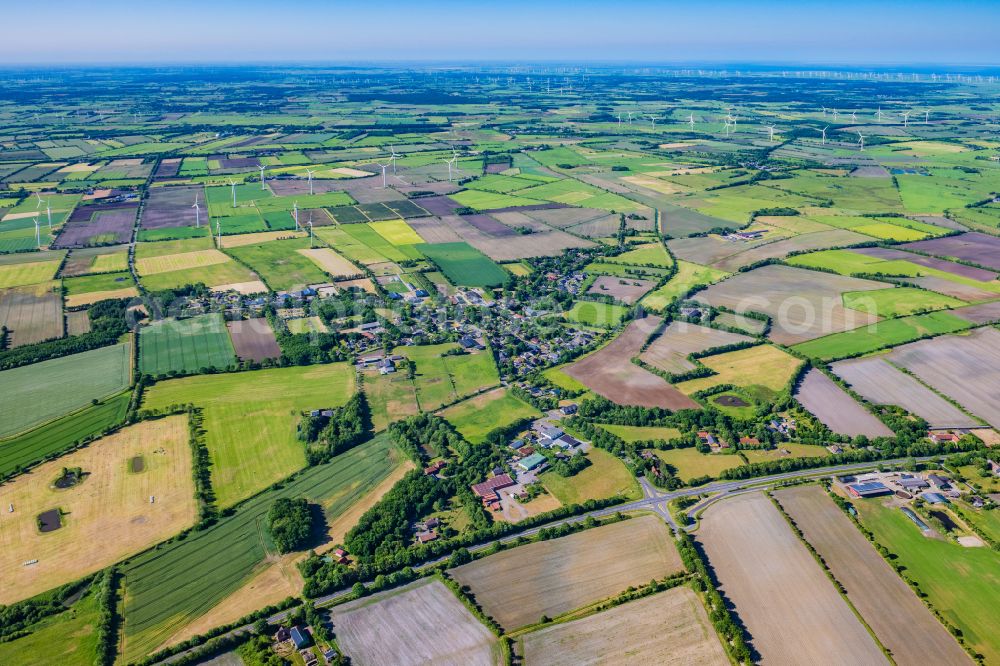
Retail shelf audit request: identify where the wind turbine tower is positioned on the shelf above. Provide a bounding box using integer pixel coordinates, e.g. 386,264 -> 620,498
445,152 -> 458,182
377,160 -> 390,188
228,179 -> 237,208
258,165 -> 266,190
192,195 -> 201,228
33,215 -> 40,248
766,124 -> 777,142
293,201 -> 300,231
306,169 -> 315,196
902,111 -> 911,127
688,113 -> 695,129
857,131 -> 866,151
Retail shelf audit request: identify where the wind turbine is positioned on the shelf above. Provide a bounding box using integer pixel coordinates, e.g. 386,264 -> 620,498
924,109 -> 930,124
35,192 -> 42,209
45,200 -> 52,231
445,152 -> 458,182
822,106 -> 828,117
616,113 -> 622,127
832,109 -> 840,121
626,111 -> 633,125
306,169 -> 315,196
648,114 -> 657,128
192,194 -> 201,228
857,131 -> 867,151
850,111 -> 857,122
816,126 -> 829,144
876,107 -> 884,122
293,201 -> 300,231
228,179 -> 237,208
389,146 -> 400,174
727,113 -> 737,128
687,113 -> 695,129
902,111 -> 911,127
307,212 -> 314,246
216,218 -> 222,245
377,159 -> 390,188
766,124 -> 777,142
33,214 -> 40,247
258,165 -> 266,190
723,119 -> 732,137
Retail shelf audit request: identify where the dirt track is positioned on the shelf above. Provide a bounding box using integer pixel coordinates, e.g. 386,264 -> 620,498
773,485 -> 969,665
696,492 -> 886,665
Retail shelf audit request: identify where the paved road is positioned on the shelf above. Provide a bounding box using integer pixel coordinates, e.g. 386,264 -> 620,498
154,455 -> 934,664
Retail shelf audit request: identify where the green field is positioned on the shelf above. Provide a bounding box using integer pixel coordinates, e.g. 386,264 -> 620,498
368,219 -> 424,245
225,237 -> 329,291
653,448 -> 743,483
440,388 -> 540,443
341,223 -> 420,262
606,243 -> 673,268
0,582 -> 102,666
641,261 -> 728,311
0,343 -> 131,438
596,423 -> 682,442
0,391 -> 130,478
853,497 -> 1000,663
120,433 -> 401,662
563,300 -> 629,327
449,189 -> 544,211
540,447 -> 640,504
63,271 -> 134,295
841,287 -> 963,317
791,311 -> 973,361
138,314 -> 237,376
416,242 -> 508,287
142,363 -> 356,507
399,344 -> 501,412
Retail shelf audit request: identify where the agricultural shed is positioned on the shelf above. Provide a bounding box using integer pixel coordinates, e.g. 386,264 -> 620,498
847,482 -> 891,498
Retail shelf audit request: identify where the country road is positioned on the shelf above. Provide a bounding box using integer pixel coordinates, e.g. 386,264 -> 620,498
154,455 -> 933,665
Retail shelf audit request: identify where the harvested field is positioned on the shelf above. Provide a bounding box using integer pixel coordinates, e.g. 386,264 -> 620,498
0,282 -> 63,347
331,578 -> 500,666
226,318 -> 280,362
0,417 -> 196,605
296,247 -> 361,278
210,280 -> 268,295
217,230 -> 307,248
520,586 -> 727,666
450,515 -> 682,631
65,309 -> 90,335
905,276 -> 997,302
693,265 -> 885,345
903,232 -> 1000,270
52,203 -> 136,248
564,317 -> 700,410
675,344 -> 802,400
65,287 -> 138,308
135,249 -> 231,276
793,369 -> 893,438
831,357 -> 978,428
887,327 -> 1000,428
639,322 -> 751,375
586,275 -> 656,304
140,185 -> 204,229
696,492 -> 885,665
773,485 -> 969,665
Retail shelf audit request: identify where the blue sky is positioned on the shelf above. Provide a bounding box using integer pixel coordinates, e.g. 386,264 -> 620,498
3,0 -> 998,65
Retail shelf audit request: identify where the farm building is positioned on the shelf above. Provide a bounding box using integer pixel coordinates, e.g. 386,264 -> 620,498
535,423 -> 564,442
923,492 -> 949,505
898,476 -> 930,491
927,474 -> 951,490
554,434 -> 582,449
471,474 -> 515,509
516,452 -> 547,472
847,481 -> 892,498
290,626 -> 311,649
929,432 -> 960,444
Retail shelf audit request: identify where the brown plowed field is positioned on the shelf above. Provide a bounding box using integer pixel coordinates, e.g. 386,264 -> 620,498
888,327 -> 1000,428
696,492 -> 886,665
693,264 -> 885,345
565,317 -> 700,410
586,275 -> 656,304
640,321 -> 750,375
773,485 -> 969,665
903,232 -> 1000,271
450,515 -> 682,631
520,586 -> 728,666
0,282 -> 63,347
794,368 -> 894,437
226,319 -> 280,362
